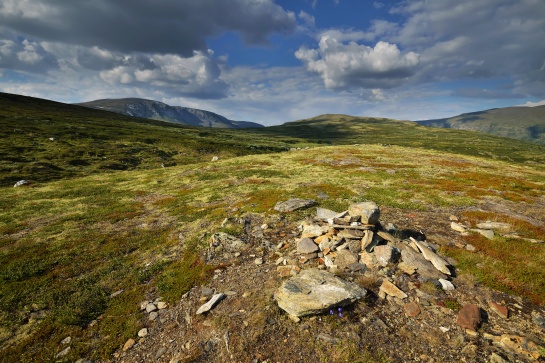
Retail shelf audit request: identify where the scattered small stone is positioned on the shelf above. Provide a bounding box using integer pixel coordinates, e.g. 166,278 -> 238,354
261,223 -> 269,230
457,304 -> 482,331
56,346 -> 71,358
138,328 -> 148,338
465,244 -> 476,252
149,311 -> 158,321
403,302 -> 421,317
123,338 -> 136,351
532,311 -> 545,330
439,327 -> 450,333
155,347 -> 167,359
146,303 -> 157,313
60,336 -> 71,345
488,301 -> 509,319
450,222 -> 468,233
202,287 -> 215,297
13,180 -> 29,188
157,301 -> 168,310
211,156 -> 219,162
140,300 -> 150,310
449,215 -> 459,222
254,257 -> 264,265
196,293 -> 226,315
438,278 -> 455,291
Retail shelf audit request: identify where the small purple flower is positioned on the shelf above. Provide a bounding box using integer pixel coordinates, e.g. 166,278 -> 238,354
329,309 -> 333,315
338,307 -> 343,318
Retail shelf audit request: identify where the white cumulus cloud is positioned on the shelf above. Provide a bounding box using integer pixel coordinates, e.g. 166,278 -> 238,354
296,34 -> 419,90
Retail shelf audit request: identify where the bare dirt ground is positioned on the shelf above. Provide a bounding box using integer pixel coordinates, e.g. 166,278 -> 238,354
110,204 -> 545,363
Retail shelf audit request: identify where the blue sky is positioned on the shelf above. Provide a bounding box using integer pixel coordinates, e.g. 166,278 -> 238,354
1,0 -> 544,125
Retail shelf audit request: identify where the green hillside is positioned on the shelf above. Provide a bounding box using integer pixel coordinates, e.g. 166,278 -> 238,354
418,105 -> 545,145
1,94 -> 545,362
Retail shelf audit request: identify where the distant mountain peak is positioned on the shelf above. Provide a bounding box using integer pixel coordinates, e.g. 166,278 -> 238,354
77,98 -> 263,129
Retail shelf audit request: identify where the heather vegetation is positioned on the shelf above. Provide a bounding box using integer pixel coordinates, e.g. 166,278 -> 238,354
1,94 -> 544,362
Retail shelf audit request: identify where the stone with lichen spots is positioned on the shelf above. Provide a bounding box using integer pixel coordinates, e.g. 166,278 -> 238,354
348,202 -> 380,225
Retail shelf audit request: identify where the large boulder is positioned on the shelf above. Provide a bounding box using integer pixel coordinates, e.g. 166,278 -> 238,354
274,269 -> 366,318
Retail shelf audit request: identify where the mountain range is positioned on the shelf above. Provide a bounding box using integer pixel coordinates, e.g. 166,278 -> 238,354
77,98 -> 263,129
418,105 -> 545,145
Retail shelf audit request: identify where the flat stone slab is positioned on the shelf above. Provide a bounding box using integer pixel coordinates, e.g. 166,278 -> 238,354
274,199 -> 317,213
274,269 -> 366,318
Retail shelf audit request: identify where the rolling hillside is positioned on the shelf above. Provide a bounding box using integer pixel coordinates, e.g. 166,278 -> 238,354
418,105 -> 545,145
1,93 -> 545,362
78,98 -> 263,129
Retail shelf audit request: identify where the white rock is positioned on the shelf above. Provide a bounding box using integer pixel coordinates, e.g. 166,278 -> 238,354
146,303 -> 157,313
414,241 -> 452,275
472,229 -> 494,240
476,221 -> 511,233
138,328 -> 148,337
157,301 -> 168,309
196,293 -> 226,315
211,156 -> 219,162
316,208 -> 338,220
451,222 -> 468,233
254,257 -> 264,265
438,279 -> 455,291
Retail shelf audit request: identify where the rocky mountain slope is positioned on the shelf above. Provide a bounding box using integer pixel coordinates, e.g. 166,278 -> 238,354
77,98 -> 263,129
417,105 -> 545,145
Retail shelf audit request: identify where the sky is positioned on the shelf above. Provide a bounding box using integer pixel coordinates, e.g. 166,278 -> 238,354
1,0 -> 545,125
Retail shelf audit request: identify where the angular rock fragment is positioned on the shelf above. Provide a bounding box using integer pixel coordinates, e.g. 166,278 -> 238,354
472,228 -> 495,240
476,222 -> 512,233
334,250 -> 359,269
374,245 -> 399,267
348,202 -> 380,225
274,199 -> 317,213
403,302 -> 421,317
456,304 -> 481,331
413,241 -> 452,275
451,222 -> 468,233
438,278 -> 455,291
379,280 -> 407,299
398,243 -> 447,280
297,238 -> 319,254
274,269 -> 366,318
488,301 -> 509,319
196,293 -> 226,315
316,208 -> 339,220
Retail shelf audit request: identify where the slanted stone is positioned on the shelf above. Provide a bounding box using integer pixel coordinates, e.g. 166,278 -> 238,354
414,241 -> 451,275
338,229 -> 364,239
374,245 -> 399,267
359,251 -> 378,269
377,230 -> 398,243
472,229 -> 495,240
488,301 -> 509,319
476,222 -> 512,233
348,202 -> 380,225
157,301 -> 168,310
334,250 -> 359,269
403,302 -> 421,317
56,346 -> 71,358
14,180 -> 29,188
398,243 -> 447,280
361,230 -> 374,250
196,293 -> 226,315
297,238 -> 319,254
379,280 -> 407,299
274,199 -> 317,213
210,233 -> 245,252
457,304 -> 481,331
451,222 -> 468,232
274,269 -> 366,318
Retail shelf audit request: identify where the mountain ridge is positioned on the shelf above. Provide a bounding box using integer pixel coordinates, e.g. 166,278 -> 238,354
77,98 -> 264,129
417,105 -> 545,144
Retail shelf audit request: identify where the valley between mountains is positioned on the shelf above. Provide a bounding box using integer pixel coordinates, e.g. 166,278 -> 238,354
1,93 -> 545,362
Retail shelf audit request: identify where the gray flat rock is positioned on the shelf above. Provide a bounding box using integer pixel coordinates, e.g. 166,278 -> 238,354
398,243 -> 447,280
274,199 -> 317,213
274,269 -> 366,318
196,293 -> 226,315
